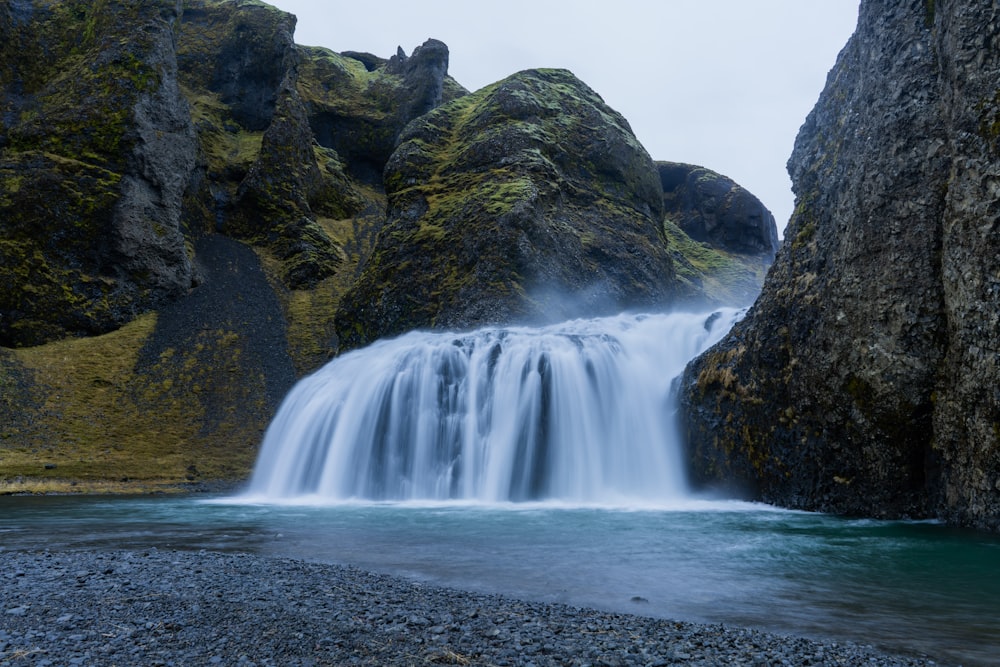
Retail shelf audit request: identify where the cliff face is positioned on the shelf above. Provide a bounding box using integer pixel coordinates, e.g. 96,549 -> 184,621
681,0 -> 1000,529
0,0 -> 196,346
0,0 -> 777,492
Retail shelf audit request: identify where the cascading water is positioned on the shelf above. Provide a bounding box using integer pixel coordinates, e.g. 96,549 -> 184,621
245,309 -> 742,504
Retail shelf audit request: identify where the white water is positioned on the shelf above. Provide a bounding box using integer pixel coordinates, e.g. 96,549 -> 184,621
246,309 -> 742,504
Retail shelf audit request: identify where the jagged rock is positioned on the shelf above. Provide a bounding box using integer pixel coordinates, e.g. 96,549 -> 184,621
299,38 -> 467,184
233,71 -> 344,288
384,39 -> 451,119
657,161 -> 778,258
681,0 -> 1000,530
335,68 -> 676,349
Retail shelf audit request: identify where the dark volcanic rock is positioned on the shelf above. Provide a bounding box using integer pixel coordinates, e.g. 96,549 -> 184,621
681,0 -> 1000,529
180,0 -> 297,131
335,68 -> 676,349
657,161 -> 778,258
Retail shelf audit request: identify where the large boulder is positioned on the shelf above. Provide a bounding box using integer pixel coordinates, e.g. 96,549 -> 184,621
335,68 -> 677,349
681,0 -> 1000,530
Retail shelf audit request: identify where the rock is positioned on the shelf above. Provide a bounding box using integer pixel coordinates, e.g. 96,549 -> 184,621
0,1 -> 782,493
335,68 -> 676,349
299,38 -> 467,185
0,1 -> 196,347
681,0 -> 1000,530
657,161 -> 778,258
384,38 -> 451,119
657,161 -> 778,306
233,70 -> 344,288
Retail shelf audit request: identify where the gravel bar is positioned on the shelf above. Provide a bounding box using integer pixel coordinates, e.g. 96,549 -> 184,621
1,549 -> 943,666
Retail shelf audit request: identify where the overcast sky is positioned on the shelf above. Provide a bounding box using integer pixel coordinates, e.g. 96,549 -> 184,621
271,1 -> 860,235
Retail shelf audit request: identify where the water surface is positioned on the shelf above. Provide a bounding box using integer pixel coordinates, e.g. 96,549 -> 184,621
2,494 -> 997,665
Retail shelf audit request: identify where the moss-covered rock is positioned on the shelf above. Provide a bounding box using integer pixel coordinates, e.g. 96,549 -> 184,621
232,72 -> 344,288
177,0 -> 294,132
298,38 -> 468,184
656,162 -> 777,306
0,0 -> 459,491
336,68 -> 677,349
0,0 -> 195,347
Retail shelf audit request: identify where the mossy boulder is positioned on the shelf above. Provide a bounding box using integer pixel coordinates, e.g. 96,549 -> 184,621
335,68 -> 677,349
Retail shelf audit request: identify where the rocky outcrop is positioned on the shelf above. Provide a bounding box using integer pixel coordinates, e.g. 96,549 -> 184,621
178,0 -> 296,132
657,162 -> 778,306
658,162 -> 778,258
0,0 -> 467,490
299,38 -> 467,185
681,0 -> 1000,530
335,68 -> 677,349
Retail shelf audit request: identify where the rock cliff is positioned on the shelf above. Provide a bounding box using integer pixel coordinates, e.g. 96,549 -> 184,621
0,0 -> 196,346
681,0 -> 1000,530
0,0 -> 777,492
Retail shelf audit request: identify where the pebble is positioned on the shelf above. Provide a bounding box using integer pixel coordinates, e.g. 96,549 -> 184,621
0,549 -> 945,666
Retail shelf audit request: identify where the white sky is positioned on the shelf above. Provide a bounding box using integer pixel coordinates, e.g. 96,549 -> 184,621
271,1 -> 860,235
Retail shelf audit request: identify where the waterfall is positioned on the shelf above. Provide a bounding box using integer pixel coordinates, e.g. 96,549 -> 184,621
245,309 -> 742,504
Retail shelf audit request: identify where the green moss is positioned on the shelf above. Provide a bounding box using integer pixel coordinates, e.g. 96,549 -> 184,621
0,308 -> 275,492
662,218 -> 765,304
183,85 -> 263,174
792,220 -> 817,250
845,375 -> 873,405
7,1 -> 165,169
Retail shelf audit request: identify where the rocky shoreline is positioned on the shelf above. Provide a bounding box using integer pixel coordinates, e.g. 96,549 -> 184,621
1,549 -> 943,666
